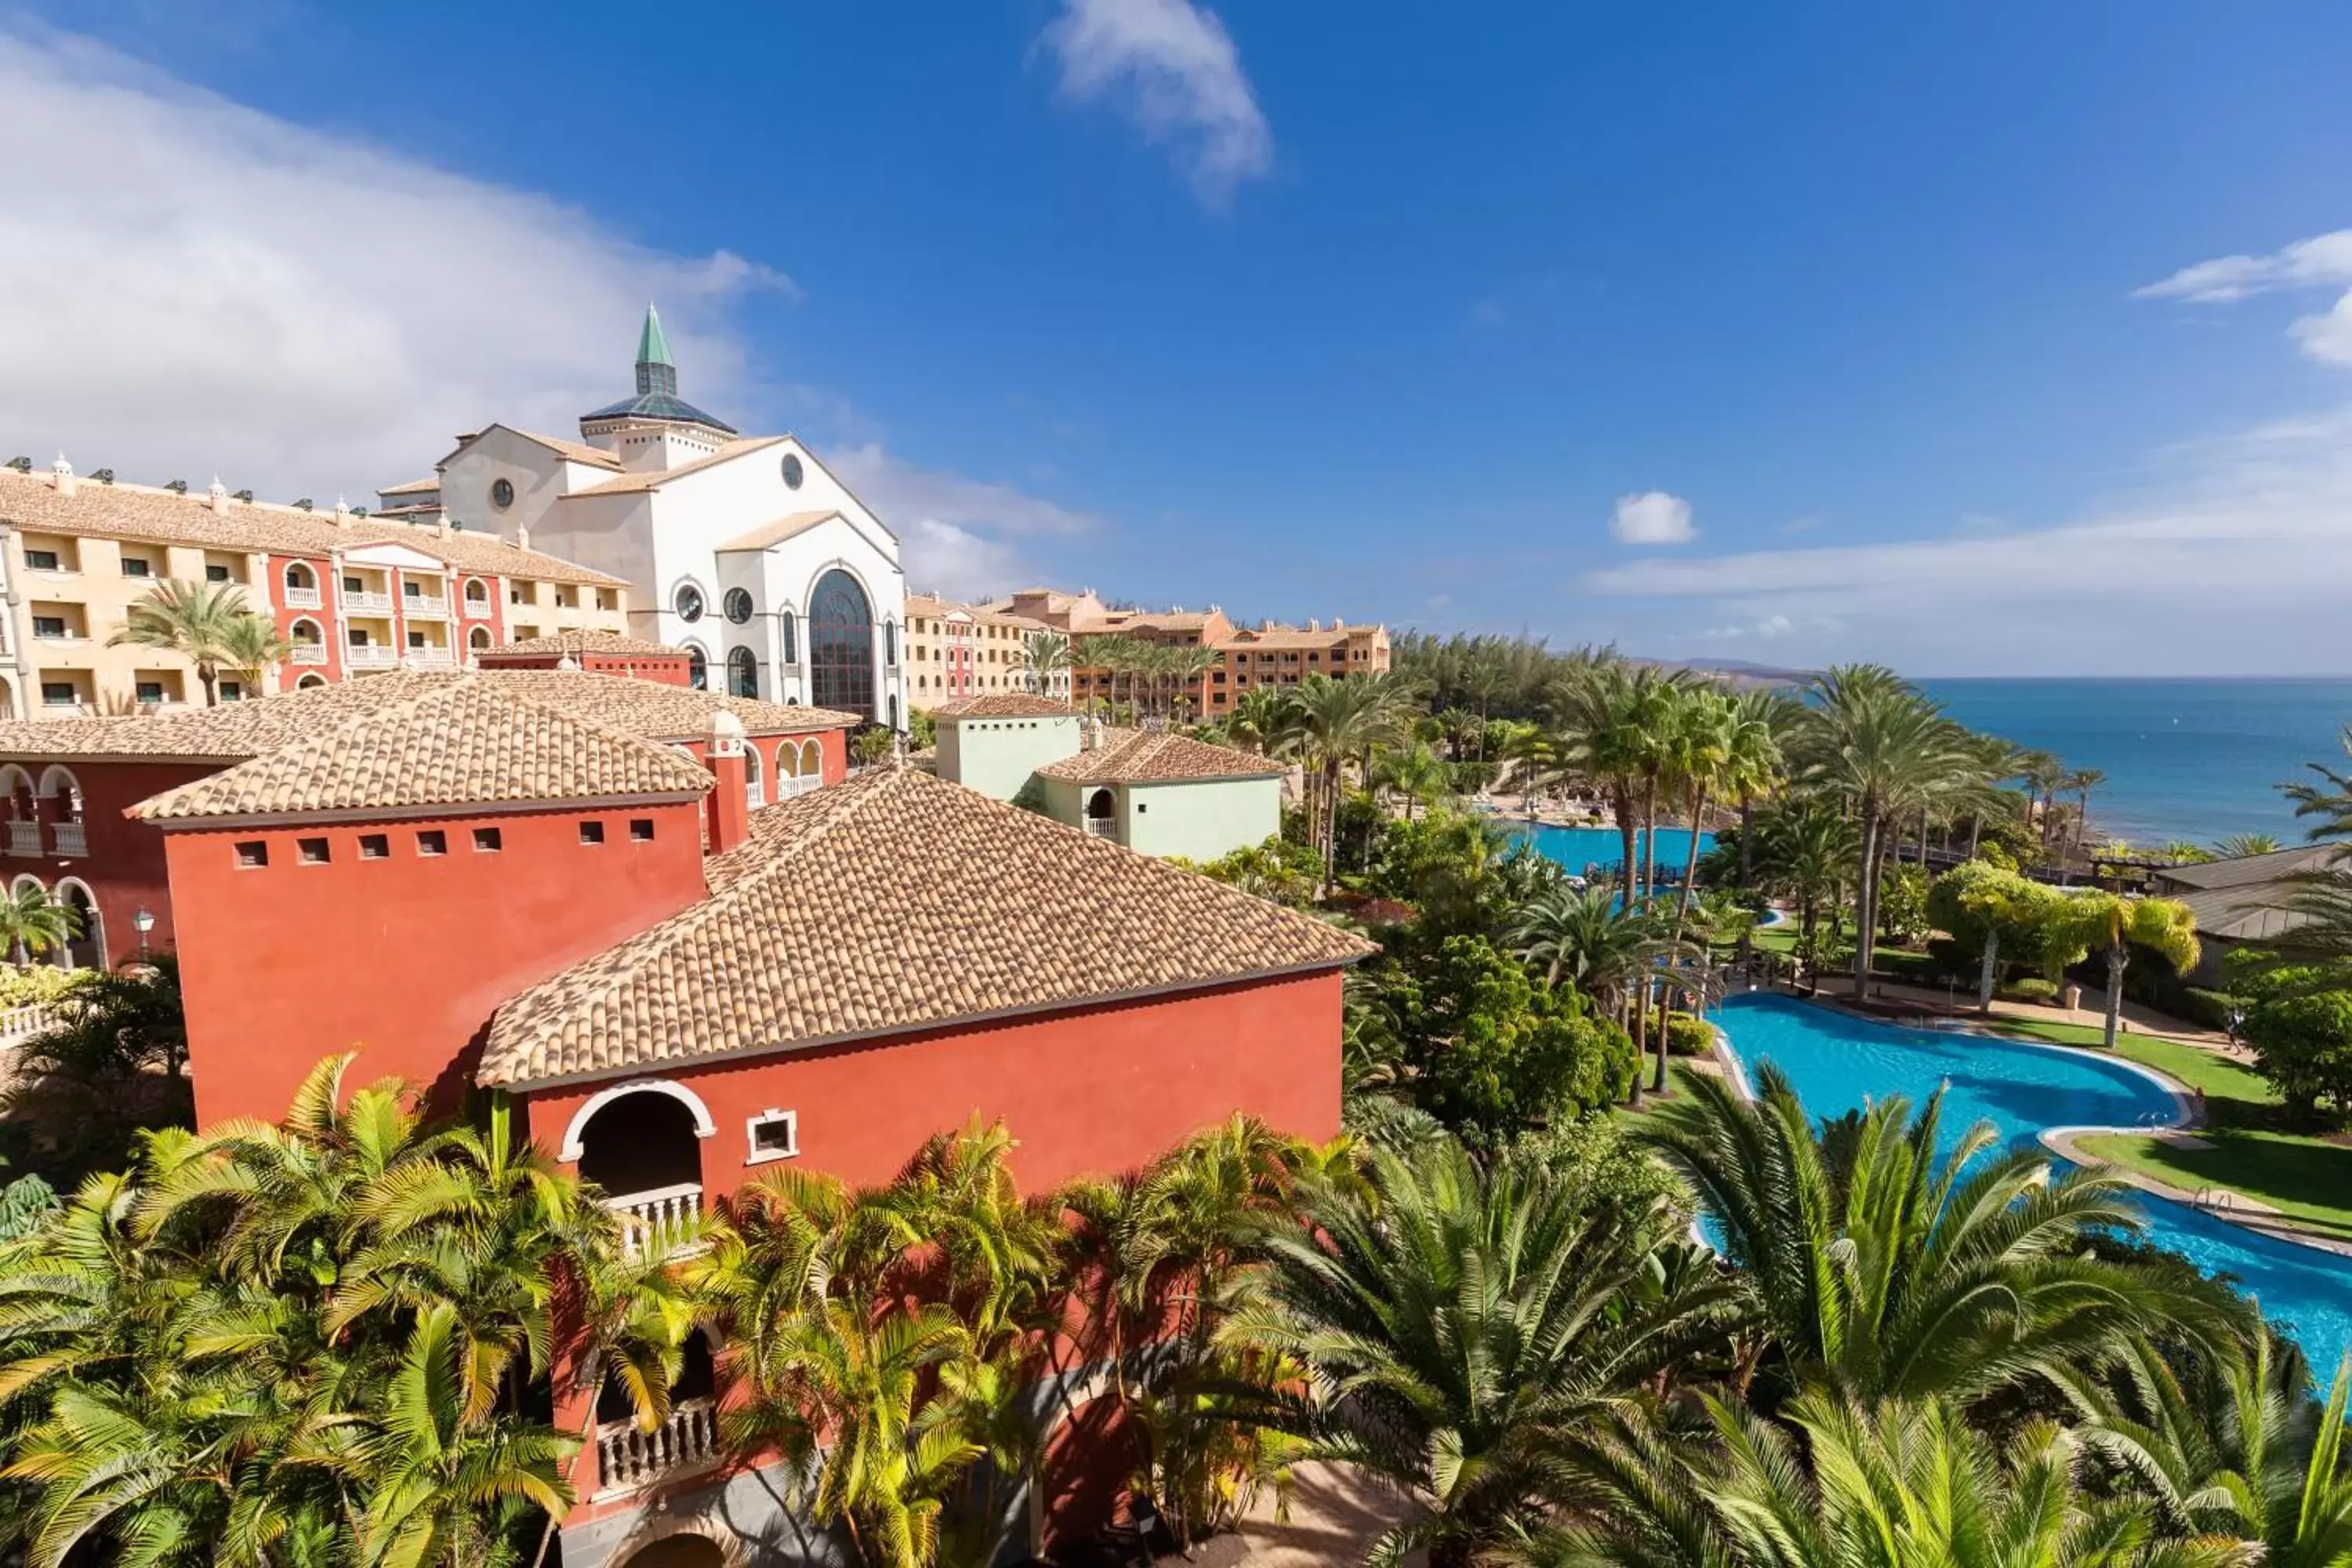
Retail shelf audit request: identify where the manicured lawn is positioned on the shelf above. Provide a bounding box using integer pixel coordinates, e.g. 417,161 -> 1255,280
1613,1063 -> 1712,1119
2075,1128 -> 2352,1243
1984,1020 -> 2280,1109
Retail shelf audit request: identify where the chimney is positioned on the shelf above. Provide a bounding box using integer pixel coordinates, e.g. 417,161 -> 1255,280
706,710 -> 751,854
51,454 -> 73,498
434,511 -> 451,539
331,496 -> 351,528
1308,618 -> 1320,632
209,477 -> 230,514
515,523 -> 531,552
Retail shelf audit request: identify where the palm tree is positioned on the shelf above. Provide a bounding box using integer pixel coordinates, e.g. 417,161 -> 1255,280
1727,687 -> 1798,889
2043,1331 -> 2352,1566
2020,749 -> 2071,851
1224,1141 -> 1736,1568
1795,666 -> 1971,996
1372,742 -> 1450,821
2214,832 -> 2284,859
216,612 -> 292,695
0,883 -> 78,967
1021,630 -> 1071,698
1272,673 -> 1412,893
1744,800 -> 1860,985
1638,1068 -> 2240,1402
1223,687 -> 1289,755
1164,644 -> 1222,724
107,579 -> 256,706
1562,1386 -> 2243,1568
1508,884 -> 1654,997
2057,891 -> 2200,1050
1,956 -> 191,1177
2067,767 -> 2109,856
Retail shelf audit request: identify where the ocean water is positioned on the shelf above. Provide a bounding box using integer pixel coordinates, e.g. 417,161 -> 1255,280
1714,993 -> 2352,1360
1917,678 -> 2352,847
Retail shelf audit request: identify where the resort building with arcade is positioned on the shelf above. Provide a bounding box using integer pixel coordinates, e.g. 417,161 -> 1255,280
0,456 -> 632,717
0,664 -> 1369,1563
380,307 -> 910,728
933,693 -> 1286,862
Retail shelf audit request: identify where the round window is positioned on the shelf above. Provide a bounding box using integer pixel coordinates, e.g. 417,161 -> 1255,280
724,588 -> 753,624
782,453 -> 804,490
673,583 -> 705,623
491,477 -> 514,509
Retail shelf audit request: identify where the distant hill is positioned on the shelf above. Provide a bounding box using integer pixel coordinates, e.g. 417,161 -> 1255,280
1639,656 -> 1816,688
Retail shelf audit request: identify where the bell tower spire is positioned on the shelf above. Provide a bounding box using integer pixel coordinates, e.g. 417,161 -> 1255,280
635,303 -> 677,397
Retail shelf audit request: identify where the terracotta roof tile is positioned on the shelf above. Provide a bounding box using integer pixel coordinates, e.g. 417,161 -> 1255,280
495,429 -> 624,470
932,693 -> 1077,719
1034,729 -> 1284,784
0,670 -> 859,760
478,768 -> 1373,1087
0,470 -> 625,586
128,683 -> 712,821
485,630 -> 684,657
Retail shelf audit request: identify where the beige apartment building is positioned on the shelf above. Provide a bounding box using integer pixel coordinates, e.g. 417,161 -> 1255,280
0,456 -> 628,717
903,592 -> 1070,710
967,586 -> 1391,718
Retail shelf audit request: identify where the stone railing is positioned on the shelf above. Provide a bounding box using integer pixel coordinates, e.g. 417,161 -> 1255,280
1083,818 -> 1118,840
341,590 -> 394,616
607,1182 -> 702,1261
282,585 -> 322,609
5,822 -> 40,857
0,1000 -> 58,1048
746,781 -> 764,811
402,595 -> 449,620
405,648 -> 455,670
345,645 -> 400,669
289,644 -> 328,666
462,597 -> 491,619
51,822 -> 86,858
775,774 -> 822,800
595,1396 -> 720,1497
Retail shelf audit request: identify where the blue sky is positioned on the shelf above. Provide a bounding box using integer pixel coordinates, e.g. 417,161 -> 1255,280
8,2 -> 2352,673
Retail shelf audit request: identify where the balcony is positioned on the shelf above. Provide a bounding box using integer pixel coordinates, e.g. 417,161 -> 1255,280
344,645 -> 399,670
51,822 -> 85,858
1083,818 -> 1118,840
402,595 -> 450,621
595,1397 -> 720,1498
607,1182 -> 702,1261
462,597 -> 491,620
746,781 -> 764,811
5,822 -> 39,857
341,590 -> 393,615
404,648 -> 455,670
289,644 -> 328,666
775,774 -> 822,800
283,586 -> 322,610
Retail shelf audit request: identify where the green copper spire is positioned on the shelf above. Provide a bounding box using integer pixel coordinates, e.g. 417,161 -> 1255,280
634,304 -> 678,397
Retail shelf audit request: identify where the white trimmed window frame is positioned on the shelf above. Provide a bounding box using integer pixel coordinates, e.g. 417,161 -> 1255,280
744,1108 -> 799,1166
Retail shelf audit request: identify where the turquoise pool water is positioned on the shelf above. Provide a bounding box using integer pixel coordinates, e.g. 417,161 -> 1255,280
1713,993 -> 2352,1362
1506,822 -> 1715,877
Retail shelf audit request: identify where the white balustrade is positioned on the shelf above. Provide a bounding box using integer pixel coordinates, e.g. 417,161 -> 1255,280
405,648 -> 455,670
595,1396 -> 720,1497
462,597 -> 491,619
289,644 -> 328,666
775,774 -> 822,800
50,822 -> 85,858
282,586 -> 322,610
344,645 -> 399,669
607,1182 -> 703,1261
0,1000 -> 58,1048
403,595 -> 450,620
746,781 -> 764,810
1083,818 -> 1118,840
342,590 -> 394,615
5,822 -> 39,857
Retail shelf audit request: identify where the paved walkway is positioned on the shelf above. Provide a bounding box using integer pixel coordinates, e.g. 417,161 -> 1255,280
1217,1463 -> 1411,1568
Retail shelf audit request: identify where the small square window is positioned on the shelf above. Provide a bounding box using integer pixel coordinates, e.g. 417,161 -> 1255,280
579,821 -> 605,845
407,631 -> 426,649
134,681 -> 164,703
630,818 -> 655,842
205,564 -> 231,583
473,827 -> 502,852
297,837 -> 329,865
31,617 -> 65,639
358,833 -> 389,859
235,840 -> 269,869
40,683 -> 75,706
120,557 -> 151,579
416,830 -> 447,856
218,681 -> 242,702
746,1109 -> 799,1163
24,550 -> 58,572
343,575 -> 362,593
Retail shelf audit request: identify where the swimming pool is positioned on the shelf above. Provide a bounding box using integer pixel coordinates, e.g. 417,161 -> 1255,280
1711,993 -> 2352,1361
1507,822 -> 1715,877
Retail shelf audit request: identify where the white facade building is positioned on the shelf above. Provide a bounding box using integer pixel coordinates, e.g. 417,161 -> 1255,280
393,307 -> 908,728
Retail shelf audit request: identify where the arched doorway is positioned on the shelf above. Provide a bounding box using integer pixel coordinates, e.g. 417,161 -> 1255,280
568,1085 -> 708,1258
808,569 -> 874,721
685,644 -> 709,691
1084,789 -> 1116,841
53,880 -> 100,971
742,740 -> 764,807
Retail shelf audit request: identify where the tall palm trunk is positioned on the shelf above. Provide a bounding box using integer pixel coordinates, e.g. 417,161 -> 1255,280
1615,785 -> 1639,910
1851,803 -> 1881,996
1976,927 -> 1999,1015
2103,942 -> 2128,1049
1737,792 -> 1756,889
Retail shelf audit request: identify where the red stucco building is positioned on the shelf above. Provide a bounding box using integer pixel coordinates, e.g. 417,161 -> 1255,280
0,667 -> 1371,1566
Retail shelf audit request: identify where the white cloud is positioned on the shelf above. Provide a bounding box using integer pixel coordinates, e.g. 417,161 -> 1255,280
1610,490 -> 1696,546
829,443 -> 1098,601
1581,406 -> 2352,673
2138,230 -> 2352,366
0,27 -> 790,499
1039,0 -> 1272,207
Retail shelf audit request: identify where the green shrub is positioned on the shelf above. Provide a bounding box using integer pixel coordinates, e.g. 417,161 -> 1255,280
1664,1014 -> 1715,1057
0,967 -> 80,1009
2178,987 -> 2243,1032
2003,977 -> 2060,1005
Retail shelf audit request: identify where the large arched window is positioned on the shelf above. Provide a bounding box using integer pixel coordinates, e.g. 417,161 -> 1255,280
684,644 -> 709,691
727,646 -> 759,699
808,571 -> 873,720
779,609 -> 799,668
